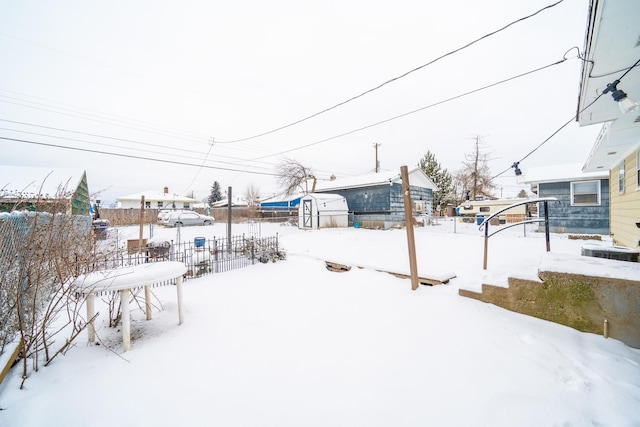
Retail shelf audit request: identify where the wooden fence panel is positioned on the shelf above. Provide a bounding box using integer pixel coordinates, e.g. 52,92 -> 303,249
99,207 -> 258,226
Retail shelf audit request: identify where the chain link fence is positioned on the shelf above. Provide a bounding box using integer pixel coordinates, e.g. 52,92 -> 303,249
0,211 -> 92,358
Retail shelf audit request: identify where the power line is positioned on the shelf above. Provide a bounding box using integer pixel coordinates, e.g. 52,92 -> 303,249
0,127 -> 276,172
0,99 -> 211,145
0,90 -> 209,141
0,136 -> 279,176
218,0 -> 565,144
183,138 -> 216,194
249,55 -> 572,161
0,118 -> 207,153
0,119 -> 277,167
491,56 -> 640,180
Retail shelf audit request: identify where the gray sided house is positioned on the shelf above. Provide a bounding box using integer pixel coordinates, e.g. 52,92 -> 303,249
314,169 -> 437,229
524,163 -> 609,234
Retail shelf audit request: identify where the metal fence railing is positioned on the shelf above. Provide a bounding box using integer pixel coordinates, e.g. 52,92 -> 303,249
87,234 -> 283,284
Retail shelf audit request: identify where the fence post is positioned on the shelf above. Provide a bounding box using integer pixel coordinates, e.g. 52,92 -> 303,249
544,200 -> 551,252
251,237 -> 255,265
214,237 -> 219,273
483,222 -> 489,270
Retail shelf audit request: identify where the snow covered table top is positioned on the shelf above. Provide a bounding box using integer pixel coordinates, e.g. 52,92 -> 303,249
71,261 -> 187,352
71,261 -> 187,293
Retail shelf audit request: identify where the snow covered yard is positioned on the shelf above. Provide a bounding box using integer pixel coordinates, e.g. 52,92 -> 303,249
1,220 -> 639,426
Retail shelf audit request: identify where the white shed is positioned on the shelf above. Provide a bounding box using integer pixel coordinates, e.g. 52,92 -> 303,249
298,193 -> 349,229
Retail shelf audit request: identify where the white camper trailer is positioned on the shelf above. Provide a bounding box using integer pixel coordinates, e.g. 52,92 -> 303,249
298,193 -> 349,229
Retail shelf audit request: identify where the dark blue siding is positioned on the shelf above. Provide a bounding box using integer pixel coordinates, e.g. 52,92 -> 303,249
538,180 -> 609,234
317,183 -> 433,227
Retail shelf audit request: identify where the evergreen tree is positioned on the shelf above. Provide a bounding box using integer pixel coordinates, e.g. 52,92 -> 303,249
417,150 -> 453,212
208,181 -> 223,204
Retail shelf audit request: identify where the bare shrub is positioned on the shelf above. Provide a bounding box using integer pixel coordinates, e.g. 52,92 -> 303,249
0,196 -> 97,387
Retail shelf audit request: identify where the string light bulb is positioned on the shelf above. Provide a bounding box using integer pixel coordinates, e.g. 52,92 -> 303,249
512,162 -> 524,184
603,80 -> 639,114
512,162 -> 522,176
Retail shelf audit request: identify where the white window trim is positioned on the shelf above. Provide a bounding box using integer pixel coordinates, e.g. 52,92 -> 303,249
636,149 -> 640,190
570,180 -> 601,206
619,161 -> 625,193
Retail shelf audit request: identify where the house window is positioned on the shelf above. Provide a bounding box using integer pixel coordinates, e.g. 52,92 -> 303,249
145,201 -> 151,209
618,161 -> 625,193
184,202 -> 190,209
157,201 -> 163,208
479,207 -> 490,212
571,180 -> 600,205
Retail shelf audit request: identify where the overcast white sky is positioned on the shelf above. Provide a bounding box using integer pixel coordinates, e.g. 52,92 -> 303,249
0,0 -> 602,204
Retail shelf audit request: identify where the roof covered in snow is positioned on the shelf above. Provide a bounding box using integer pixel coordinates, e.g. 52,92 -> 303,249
523,163 -> 608,184
117,190 -> 199,203
301,193 -> 349,212
315,168 -> 437,191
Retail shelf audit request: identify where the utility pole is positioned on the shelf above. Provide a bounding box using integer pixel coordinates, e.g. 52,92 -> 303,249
373,143 -> 381,173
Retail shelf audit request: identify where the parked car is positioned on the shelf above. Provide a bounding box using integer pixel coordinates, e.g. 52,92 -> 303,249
160,210 -> 215,227
157,209 -> 190,224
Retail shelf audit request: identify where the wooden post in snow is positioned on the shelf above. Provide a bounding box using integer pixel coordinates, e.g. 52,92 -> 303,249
227,186 -> 232,254
138,195 -> 145,253
400,166 -> 419,291
139,196 -> 151,320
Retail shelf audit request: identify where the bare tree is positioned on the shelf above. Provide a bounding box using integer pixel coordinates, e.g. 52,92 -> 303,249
456,136 -> 497,202
276,158 -> 314,195
244,183 -> 261,206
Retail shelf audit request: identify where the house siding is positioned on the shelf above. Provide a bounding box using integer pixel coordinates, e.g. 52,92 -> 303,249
318,183 -> 433,227
537,180 -> 610,234
610,151 -> 640,248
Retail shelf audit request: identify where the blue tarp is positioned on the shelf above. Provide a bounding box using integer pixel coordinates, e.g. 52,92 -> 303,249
260,196 -> 301,211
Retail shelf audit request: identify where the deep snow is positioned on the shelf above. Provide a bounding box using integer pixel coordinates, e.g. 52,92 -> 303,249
1,219 -> 639,426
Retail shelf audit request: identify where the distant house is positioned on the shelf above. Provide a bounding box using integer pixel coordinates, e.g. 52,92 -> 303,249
210,195 -> 248,208
116,187 -> 199,209
314,169 -> 437,228
576,0 -> 640,248
524,163 -> 610,234
0,165 -> 91,216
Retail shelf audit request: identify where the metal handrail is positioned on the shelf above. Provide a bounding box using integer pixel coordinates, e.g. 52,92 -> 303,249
479,197 -> 558,270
